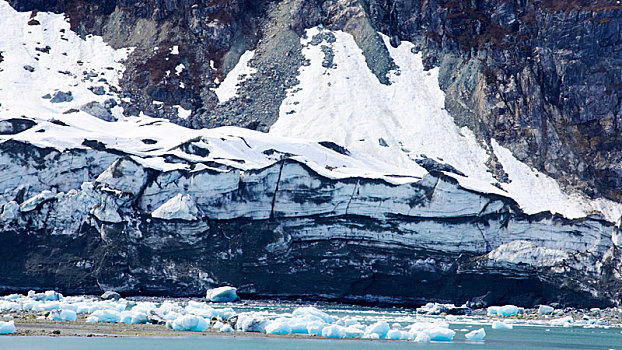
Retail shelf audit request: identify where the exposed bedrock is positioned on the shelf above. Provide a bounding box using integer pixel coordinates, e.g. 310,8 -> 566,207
0,142 -> 620,307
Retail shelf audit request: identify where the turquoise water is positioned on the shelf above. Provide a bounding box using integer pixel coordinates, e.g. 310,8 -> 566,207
1,326 -> 620,349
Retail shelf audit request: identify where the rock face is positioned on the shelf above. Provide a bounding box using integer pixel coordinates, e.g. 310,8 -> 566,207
0,139 -> 620,307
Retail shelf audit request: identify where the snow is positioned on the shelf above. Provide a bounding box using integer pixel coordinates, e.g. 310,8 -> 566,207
492,321 -> 513,330
0,320 -> 15,334
152,193 -> 200,221
205,286 -> 238,302
0,0 -> 132,124
491,140 -> 622,222
175,105 -> 191,119
171,46 -> 179,55
213,50 -> 256,103
269,26 -> 622,222
465,328 -> 486,341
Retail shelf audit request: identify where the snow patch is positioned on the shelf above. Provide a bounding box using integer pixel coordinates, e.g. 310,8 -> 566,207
213,50 -> 256,103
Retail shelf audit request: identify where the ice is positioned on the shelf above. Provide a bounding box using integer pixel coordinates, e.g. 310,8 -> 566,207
344,326 -> 365,338
86,309 -> 122,323
48,309 -> 77,321
414,332 -> 431,343
321,324 -> 347,338
291,307 -> 334,324
386,329 -> 409,340
538,305 -> 555,315
550,316 -> 574,327
465,328 -> 486,341
487,305 -> 520,317
425,327 -> 456,342
236,313 -> 268,333
492,321 -> 513,330
265,318 -> 292,335
205,286 -> 238,302
364,320 -> 390,339
306,320 -> 326,335
221,324 -> 233,332
0,320 -> 15,334
151,193 -> 200,221
169,314 -> 209,332
0,301 -> 20,311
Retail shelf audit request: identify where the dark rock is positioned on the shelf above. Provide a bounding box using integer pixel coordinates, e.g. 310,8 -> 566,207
50,91 -> 73,103
23,65 -> 35,72
0,118 -> 36,135
89,86 -> 106,96
80,101 -> 116,121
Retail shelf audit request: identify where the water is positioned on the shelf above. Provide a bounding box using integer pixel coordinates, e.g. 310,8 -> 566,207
1,326 -> 620,349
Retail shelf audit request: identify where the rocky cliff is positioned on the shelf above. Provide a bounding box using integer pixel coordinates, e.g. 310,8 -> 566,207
1,0 -> 622,307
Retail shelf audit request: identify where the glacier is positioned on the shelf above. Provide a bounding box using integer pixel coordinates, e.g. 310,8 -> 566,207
0,1 -> 620,307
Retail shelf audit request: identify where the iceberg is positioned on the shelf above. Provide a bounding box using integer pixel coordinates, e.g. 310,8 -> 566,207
465,328 -> 486,341
386,329 -> 408,340
86,309 -> 122,323
492,321 -> 513,330
221,324 -> 233,332
425,327 -> 456,342
538,305 -> 555,315
48,309 -> 77,321
306,320 -> 326,335
236,313 -> 268,333
170,314 -> 209,332
321,324 -> 347,338
291,307 -> 334,323
0,320 -> 15,334
206,286 -> 238,303
487,305 -> 520,317
364,321 -> 390,339
264,318 -> 292,335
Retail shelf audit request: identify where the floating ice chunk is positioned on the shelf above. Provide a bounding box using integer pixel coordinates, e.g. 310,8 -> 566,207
86,309 -> 122,323
0,321 -> 15,334
364,321 -> 390,339
236,313 -> 268,332
425,327 -> 456,342
48,310 -> 77,322
213,321 -> 224,329
322,324 -> 347,338
386,329 -> 409,340
465,328 -> 486,341
306,320 -> 326,335
221,324 -> 233,332
265,318 -> 292,335
33,301 -> 61,311
414,332 -> 431,343
549,316 -> 574,327
0,301 -> 20,311
538,305 -> 555,315
292,307 -> 334,324
206,286 -> 238,302
151,193 -> 200,221
487,305 -> 519,317
492,321 -> 513,330
362,333 -> 380,339
170,314 -> 209,332
344,326 -> 364,338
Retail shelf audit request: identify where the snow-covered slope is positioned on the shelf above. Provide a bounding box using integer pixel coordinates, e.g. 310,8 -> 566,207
270,27 -> 622,223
